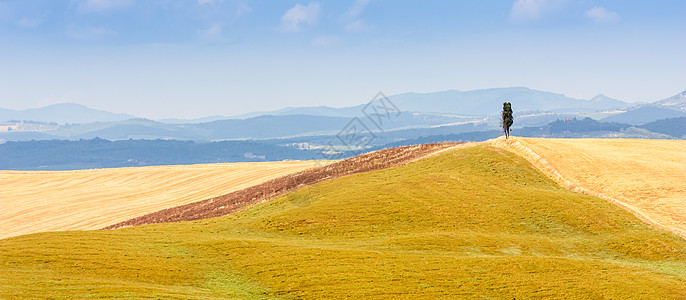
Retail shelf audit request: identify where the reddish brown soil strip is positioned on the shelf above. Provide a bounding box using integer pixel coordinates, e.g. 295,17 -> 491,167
103,143 -> 458,230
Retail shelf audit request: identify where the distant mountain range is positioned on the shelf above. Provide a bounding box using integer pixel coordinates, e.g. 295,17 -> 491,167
600,106 -> 686,125
0,103 -> 135,124
389,88 -> 630,115
3,116 -> 683,170
651,90 -> 686,112
1,88 -> 684,143
231,87 -> 630,118
1,87 -> 636,124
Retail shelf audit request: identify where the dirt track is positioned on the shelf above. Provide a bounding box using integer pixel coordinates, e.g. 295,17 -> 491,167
494,137 -> 686,239
0,161 -> 319,239
103,143 -> 458,230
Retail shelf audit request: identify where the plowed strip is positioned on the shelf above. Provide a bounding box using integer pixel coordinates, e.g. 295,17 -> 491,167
0,161 -> 321,239
103,143 -> 459,230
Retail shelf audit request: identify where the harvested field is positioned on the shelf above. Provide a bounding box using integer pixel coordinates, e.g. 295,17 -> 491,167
0,161 -> 320,239
3,144 -> 684,298
104,143 -> 459,229
494,137 -> 686,239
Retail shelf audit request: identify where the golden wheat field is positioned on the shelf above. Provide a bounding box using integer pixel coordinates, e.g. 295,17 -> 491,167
0,161 -> 323,239
494,137 -> 686,239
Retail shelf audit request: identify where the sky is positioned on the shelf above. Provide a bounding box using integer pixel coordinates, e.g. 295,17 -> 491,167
0,0 -> 684,119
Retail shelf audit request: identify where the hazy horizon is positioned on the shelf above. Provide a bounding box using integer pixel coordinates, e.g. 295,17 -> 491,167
1,0 -> 684,119
1,86 -> 680,121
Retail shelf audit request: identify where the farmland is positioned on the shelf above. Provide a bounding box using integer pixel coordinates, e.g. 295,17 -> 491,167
105,143 -> 458,229
0,161 -> 322,239
1,144 -> 684,298
494,137 -> 686,238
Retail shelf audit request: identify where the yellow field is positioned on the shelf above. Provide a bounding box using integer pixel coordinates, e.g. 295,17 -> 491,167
0,161 -> 322,239
494,137 -> 686,239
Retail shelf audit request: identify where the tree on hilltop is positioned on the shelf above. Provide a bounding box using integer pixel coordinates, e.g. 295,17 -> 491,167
502,102 -> 513,138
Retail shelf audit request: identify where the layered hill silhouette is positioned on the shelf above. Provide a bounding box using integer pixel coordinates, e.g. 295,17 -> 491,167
0,103 -> 134,124
3,88 -> 685,146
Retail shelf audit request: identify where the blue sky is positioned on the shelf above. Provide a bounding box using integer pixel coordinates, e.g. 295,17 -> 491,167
0,0 -> 684,119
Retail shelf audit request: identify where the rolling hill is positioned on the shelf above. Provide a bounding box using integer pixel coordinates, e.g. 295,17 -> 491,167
0,141 -> 684,298
495,137 -> 686,239
0,103 -> 135,124
652,90 -> 686,112
231,88 -> 630,118
0,161 -> 322,239
0,138 -> 321,170
0,112 -> 480,142
600,106 -> 686,125
389,88 -> 629,115
639,117 -> 686,138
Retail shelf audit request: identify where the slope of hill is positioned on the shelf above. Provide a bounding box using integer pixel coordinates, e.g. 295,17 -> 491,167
652,90 -> 686,112
0,103 -> 135,124
495,137 -> 686,239
0,112 -> 479,142
0,161 -> 321,239
1,144 -> 684,298
600,106 -> 686,125
389,87 -> 629,115
104,143 -> 458,229
0,138 -> 319,170
639,117 -> 686,138
51,118 -> 203,140
231,88 -> 630,118
231,105 -> 365,119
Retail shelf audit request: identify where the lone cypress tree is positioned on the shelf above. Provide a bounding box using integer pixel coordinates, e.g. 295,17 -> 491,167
502,102 -> 514,138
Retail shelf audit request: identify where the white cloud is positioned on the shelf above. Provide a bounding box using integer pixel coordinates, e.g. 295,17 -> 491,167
75,0 -> 133,13
509,0 -> 566,22
280,2 -> 321,33
197,0 -> 216,4
585,6 -> 620,24
311,35 -> 340,47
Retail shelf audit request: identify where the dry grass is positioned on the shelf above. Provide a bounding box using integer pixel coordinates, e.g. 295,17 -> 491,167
0,161 -> 323,239
493,137 -> 686,239
104,143 -> 459,229
1,145 -> 684,298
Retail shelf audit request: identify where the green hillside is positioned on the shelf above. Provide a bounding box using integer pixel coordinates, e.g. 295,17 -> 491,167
1,145 -> 684,298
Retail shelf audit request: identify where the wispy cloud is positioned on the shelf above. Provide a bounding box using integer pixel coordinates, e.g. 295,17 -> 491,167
585,6 -> 620,24
197,0 -> 216,4
280,2 -> 321,33
75,0 -> 133,13
509,0 -> 567,22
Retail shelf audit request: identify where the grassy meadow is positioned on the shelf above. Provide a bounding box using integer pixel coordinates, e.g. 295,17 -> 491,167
1,145 -> 684,298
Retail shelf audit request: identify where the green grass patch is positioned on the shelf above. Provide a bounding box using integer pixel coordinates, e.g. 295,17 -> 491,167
1,145 -> 684,298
